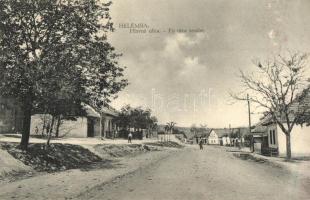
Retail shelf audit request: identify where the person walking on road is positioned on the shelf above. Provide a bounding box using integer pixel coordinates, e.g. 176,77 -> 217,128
128,132 -> 133,143
34,126 -> 39,135
199,138 -> 203,150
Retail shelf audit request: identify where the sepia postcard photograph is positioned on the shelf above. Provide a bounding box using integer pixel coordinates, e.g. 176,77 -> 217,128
0,0 -> 310,199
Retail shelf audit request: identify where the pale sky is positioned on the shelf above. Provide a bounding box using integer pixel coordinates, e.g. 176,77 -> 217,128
107,0 -> 310,128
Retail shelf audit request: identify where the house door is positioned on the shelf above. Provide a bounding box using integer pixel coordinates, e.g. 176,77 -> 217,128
87,118 -> 95,137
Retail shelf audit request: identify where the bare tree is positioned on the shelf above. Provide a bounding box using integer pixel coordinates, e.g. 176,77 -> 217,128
232,52 -> 310,159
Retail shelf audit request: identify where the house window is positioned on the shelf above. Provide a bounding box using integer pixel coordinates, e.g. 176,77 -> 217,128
269,130 -> 276,145
272,130 -> 276,145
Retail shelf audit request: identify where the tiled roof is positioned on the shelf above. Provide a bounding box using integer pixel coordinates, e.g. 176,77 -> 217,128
212,128 -> 249,137
82,104 -> 118,118
213,128 -> 232,137
251,125 -> 267,134
101,106 -> 119,117
82,104 -> 101,118
233,127 -> 250,136
181,128 -> 212,139
195,128 -> 213,138
248,89 -> 310,136
254,89 -> 310,126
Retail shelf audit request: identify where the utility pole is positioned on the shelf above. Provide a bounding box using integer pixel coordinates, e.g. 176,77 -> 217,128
247,94 -> 253,152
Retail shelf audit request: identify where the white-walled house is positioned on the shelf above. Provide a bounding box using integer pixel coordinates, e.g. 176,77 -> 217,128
251,97 -> 310,157
221,136 -> 231,146
100,106 -> 119,138
208,129 -> 234,145
265,123 -> 310,157
250,91 -> 310,157
208,129 -> 220,145
30,104 -> 118,138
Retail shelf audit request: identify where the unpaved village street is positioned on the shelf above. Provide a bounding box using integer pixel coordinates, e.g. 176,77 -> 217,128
80,146 -> 310,200
1,145 -> 310,200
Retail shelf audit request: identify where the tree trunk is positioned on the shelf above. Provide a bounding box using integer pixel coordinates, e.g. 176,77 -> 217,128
251,135 -> 254,152
20,102 -> 32,150
41,115 -> 46,136
286,133 -> 292,159
55,115 -> 61,138
47,116 -> 55,146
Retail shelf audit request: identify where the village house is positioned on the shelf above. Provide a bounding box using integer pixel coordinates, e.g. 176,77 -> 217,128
220,135 -> 231,146
194,129 -> 212,144
207,128 -> 249,146
0,95 -> 119,138
0,97 -> 23,134
100,106 -> 119,138
250,119 -> 269,155
178,127 -> 209,144
183,129 -> 210,145
30,104 -> 119,138
268,123 -> 310,157
251,117 -> 310,157
251,93 -> 310,157
231,127 -> 249,146
218,129 -> 232,146
208,129 -> 233,145
208,129 -> 220,145
181,129 -> 194,144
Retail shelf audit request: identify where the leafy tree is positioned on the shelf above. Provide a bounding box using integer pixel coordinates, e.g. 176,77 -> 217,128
114,105 -> 132,131
198,124 -> 208,135
190,124 -> 208,138
232,52 -> 310,159
147,116 -> 158,138
0,0 -> 127,149
115,105 -> 158,136
190,124 -> 198,137
150,116 -> 158,129
172,128 -> 185,135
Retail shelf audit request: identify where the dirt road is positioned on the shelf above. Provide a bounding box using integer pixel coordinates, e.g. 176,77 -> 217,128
79,145 -> 310,200
1,145 -> 309,200
0,148 -> 177,200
